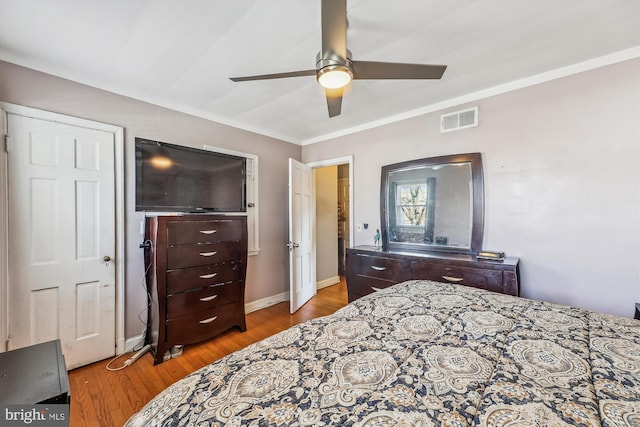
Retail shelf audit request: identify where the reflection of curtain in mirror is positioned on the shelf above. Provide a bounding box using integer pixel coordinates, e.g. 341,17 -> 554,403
424,178 -> 436,243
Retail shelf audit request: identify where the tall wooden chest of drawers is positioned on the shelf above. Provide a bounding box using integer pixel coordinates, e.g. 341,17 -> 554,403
346,246 -> 519,302
145,215 -> 247,365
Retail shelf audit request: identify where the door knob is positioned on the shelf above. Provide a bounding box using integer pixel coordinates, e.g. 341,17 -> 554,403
103,255 -> 112,262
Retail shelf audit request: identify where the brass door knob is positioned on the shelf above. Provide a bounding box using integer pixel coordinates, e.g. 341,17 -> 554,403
103,255 -> 112,262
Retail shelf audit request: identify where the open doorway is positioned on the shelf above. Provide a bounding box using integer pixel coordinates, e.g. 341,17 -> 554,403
308,156 -> 353,290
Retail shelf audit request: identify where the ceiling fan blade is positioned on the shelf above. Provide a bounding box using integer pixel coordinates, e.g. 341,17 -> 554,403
230,69 -> 316,82
352,61 -> 447,80
325,88 -> 343,118
321,0 -> 347,60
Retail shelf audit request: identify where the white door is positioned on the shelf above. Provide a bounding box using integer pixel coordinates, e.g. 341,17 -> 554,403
288,159 -> 316,313
6,113 -> 116,369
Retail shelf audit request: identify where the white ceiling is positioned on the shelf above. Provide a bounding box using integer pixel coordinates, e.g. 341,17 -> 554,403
0,1 -> 638,144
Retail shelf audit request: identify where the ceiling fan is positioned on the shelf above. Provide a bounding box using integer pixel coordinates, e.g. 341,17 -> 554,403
229,0 -> 447,118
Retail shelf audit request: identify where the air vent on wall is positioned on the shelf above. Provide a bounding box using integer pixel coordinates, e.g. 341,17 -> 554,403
440,106 -> 478,133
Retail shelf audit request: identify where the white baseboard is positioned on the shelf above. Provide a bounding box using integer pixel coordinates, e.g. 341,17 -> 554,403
123,280 -> 342,346
125,335 -> 145,353
244,277 -> 340,313
317,275 -> 340,290
122,293 -> 289,350
245,290 -> 290,314
244,276 -> 340,313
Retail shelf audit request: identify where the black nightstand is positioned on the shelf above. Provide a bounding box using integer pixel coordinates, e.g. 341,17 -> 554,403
635,303 -> 640,320
0,339 -> 70,404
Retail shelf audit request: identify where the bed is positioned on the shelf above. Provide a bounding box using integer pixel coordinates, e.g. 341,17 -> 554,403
125,280 -> 640,426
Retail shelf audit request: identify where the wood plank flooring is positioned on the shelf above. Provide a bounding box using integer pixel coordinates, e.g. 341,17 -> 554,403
68,278 -> 348,427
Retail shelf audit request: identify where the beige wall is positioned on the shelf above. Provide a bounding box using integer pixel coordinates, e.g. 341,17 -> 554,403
1,55 -> 638,342
303,58 -> 640,317
0,60 -> 302,338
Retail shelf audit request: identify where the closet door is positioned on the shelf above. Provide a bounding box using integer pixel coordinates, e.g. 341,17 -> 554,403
6,112 -> 117,369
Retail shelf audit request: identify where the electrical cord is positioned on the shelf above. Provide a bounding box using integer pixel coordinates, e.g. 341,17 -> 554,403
105,351 -> 134,371
105,344 -> 152,371
105,238 -> 154,371
135,258 -> 153,349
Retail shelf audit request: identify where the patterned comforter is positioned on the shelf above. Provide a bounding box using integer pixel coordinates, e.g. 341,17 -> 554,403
125,280 -> 640,426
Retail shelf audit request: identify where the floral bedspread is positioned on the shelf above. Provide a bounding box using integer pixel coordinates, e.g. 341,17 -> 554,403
125,280 -> 640,427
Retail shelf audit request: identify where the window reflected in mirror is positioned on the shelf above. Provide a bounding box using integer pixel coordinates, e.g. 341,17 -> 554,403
389,177 -> 436,244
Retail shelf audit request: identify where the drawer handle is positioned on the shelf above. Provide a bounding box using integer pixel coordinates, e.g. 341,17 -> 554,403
199,230 -> 217,234
370,265 -> 386,271
442,275 -> 464,282
199,251 -> 218,257
199,316 -> 218,324
199,273 -> 218,279
371,287 -> 383,292
199,294 -> 218,302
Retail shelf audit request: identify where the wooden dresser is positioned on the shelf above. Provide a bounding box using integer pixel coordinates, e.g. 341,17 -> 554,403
145,215 -> 247,365
346,246 -> 519,302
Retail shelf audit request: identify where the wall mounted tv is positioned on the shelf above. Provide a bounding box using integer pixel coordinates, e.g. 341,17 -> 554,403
135,138 -> 246,213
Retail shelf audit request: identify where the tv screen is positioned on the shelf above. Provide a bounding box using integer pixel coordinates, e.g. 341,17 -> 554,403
135,138 -> 246,212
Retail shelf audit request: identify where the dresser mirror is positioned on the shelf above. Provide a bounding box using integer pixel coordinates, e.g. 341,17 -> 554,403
381,152 -> 484,254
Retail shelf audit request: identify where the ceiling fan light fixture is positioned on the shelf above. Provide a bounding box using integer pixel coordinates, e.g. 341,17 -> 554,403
317,65 -> 353,89
229,1 -> 447,118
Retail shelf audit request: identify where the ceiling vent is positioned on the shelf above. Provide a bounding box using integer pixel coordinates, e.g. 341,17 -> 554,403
440,106 -> 478,133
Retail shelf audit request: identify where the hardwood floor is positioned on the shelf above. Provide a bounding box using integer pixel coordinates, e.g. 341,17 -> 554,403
68,278 -> 348,427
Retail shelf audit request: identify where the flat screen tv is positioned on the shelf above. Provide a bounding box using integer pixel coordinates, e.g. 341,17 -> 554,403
135,138 -> 246,213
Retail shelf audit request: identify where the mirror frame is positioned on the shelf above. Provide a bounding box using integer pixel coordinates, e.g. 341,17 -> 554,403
380,152 -> 484,255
